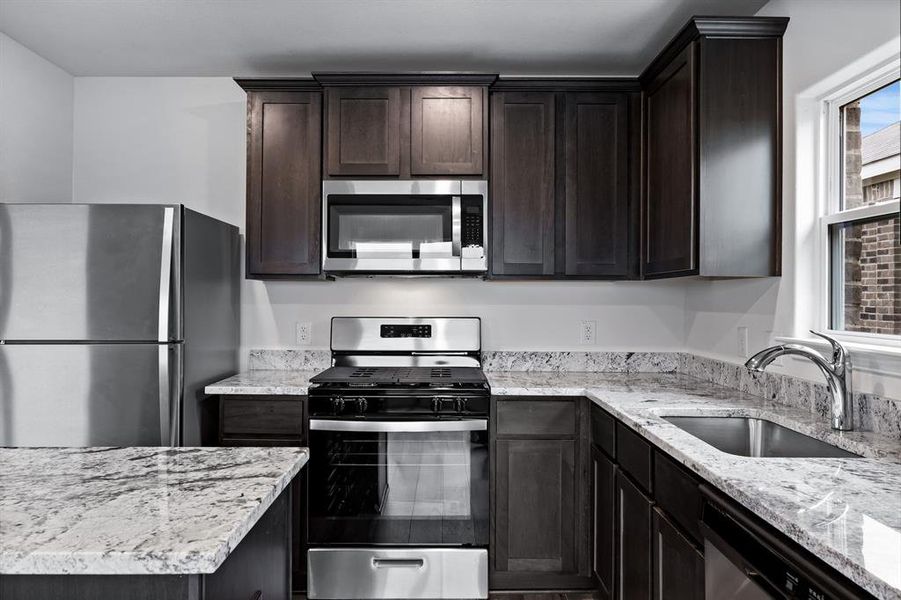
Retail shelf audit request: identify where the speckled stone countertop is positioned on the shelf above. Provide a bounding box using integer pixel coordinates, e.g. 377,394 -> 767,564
206,368 -> 901,598
0,446 -> 308,575
205,370 -> 320,396
490,372 -> 901,600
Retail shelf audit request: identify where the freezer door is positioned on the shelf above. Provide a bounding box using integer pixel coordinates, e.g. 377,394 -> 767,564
0,343 -> 182,446
0,204 -> 181,342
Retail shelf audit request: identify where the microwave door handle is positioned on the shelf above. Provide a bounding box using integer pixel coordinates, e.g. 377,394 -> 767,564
451,195 -> 462,258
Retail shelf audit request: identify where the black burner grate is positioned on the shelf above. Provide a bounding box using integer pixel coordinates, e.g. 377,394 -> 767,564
349,368 -> 378,378
310,366 -> 487,387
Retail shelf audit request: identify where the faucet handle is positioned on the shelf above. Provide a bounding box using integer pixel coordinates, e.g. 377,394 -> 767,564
809,330 -> 847,366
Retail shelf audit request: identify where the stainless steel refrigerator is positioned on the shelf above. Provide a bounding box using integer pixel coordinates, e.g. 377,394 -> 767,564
0,204 -> 239,446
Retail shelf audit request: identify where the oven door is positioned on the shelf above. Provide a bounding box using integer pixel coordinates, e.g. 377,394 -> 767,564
308,418 -> 489,547
322,180 -> 463,273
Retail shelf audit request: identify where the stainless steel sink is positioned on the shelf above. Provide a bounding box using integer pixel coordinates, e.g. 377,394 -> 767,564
662,416 -> 861,458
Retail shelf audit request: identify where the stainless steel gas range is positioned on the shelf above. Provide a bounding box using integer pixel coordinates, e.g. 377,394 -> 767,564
306,317 -> 490,600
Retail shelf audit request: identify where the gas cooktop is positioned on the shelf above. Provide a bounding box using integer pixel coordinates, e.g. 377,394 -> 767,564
310,366 -> 488,387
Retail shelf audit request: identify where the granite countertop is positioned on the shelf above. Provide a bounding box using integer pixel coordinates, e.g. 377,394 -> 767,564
491,372 -> 901,600
0,446 -> 309,575
206,368 -> 901,598
205,369 -> 320,396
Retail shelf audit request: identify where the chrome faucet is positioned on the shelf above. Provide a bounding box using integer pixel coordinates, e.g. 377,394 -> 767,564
745,331 -> 853,431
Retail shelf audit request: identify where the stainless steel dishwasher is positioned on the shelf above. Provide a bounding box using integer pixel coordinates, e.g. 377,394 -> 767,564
700,485 -> 873,599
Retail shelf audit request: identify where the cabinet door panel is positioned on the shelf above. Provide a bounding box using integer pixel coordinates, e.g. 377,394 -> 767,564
490,92 -> 556,276
495,438 -> 576,575
496,398 -> 576,436
653,508 -> 704,600
326,87 -> 401,176
412,86 -> 484,175
565,93 -> 630,277
247,91 -> 321,277
617,470 -> 653,600
644,43 -> 697,277
592,446 -> 617,599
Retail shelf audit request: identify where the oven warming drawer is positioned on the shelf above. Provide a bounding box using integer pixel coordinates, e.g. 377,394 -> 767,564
307,548 -> 488,600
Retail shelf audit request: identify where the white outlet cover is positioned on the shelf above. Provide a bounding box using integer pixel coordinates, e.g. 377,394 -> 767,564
296,322 -> 312,346
580,320 -> 597,345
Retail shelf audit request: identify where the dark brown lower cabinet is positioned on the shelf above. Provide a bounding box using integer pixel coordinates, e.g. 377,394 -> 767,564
653,508 -> 704,600
617,470 -> 654,600
218,396 -> 307,593
591,445 -> 617,599
492,397 -> 593,590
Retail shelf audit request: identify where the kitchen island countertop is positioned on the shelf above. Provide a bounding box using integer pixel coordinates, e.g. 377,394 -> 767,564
0,446 -> 308,576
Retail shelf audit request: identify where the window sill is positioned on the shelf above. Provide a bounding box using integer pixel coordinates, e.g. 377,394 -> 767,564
774,334 -> 901,377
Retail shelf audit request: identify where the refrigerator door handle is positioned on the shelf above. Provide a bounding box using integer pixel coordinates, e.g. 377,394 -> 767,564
158,207 -> 176,343
158,344 -> 183,446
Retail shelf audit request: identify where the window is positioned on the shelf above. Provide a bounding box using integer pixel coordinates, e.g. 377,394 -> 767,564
824,77 -> 900,337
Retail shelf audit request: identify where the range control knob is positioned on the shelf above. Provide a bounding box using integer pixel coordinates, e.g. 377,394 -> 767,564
455,398 -> 467,413
357,398 -> 368,414
432,398 -> 440,413
331,396 -> 345,414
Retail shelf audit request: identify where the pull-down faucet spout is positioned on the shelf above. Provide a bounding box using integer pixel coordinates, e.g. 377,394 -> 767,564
745,331 -> 853,431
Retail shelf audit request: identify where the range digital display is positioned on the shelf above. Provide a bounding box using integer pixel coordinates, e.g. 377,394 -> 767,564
380,324 -> 432,338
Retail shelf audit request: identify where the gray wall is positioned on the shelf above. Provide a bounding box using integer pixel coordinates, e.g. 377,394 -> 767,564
0,33 -> 73,203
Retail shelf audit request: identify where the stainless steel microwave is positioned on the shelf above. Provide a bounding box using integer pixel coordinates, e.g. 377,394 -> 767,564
322,180 -> 487,274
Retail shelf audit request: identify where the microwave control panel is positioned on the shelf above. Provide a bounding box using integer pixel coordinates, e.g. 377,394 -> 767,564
461,197 -> 484,248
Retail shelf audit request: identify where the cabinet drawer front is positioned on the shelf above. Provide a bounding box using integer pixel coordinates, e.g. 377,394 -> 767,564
496,398 -> 576,436
221,399 -> 304,437
590,404 -> 616,457
616,422 -> 653,493
654,452 -> 702,546
220,437 -> 303,447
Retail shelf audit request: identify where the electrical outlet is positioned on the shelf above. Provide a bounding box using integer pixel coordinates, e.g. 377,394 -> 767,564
295,322 -> 312,346
738,326 -> 749,358
580,320 -> 596,345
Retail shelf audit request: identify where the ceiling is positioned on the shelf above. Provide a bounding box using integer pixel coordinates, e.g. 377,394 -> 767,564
0,0 -> 769,77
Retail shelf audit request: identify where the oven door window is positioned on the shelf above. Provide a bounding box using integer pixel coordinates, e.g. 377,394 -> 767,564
309,424 -> 489,546
327,195 -> 454,259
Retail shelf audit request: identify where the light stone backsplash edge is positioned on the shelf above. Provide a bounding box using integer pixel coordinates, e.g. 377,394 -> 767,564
246,349 -> 900,438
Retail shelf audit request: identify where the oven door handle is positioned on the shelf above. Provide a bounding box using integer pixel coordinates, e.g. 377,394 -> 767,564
309,419 -> 487,433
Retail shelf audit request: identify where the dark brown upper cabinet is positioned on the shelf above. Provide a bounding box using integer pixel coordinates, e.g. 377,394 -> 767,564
316,73 -> 494,179
325,87 -> 401,176
640,17 -> 788,278
644,45 -> 696,277
490,84 -> 638,279
412,86 -> 486,175
490,92 -> 557,276
237,80 -> 322,278
565,93 -> 631,277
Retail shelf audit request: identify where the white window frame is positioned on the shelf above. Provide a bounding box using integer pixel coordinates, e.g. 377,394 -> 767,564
816,60 -> 900,348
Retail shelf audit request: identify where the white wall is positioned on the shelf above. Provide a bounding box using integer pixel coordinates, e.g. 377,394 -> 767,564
0,33 -> 73,203
64,2 -> 901,395
72,77 -> 689,368
684,0 -> 901,397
